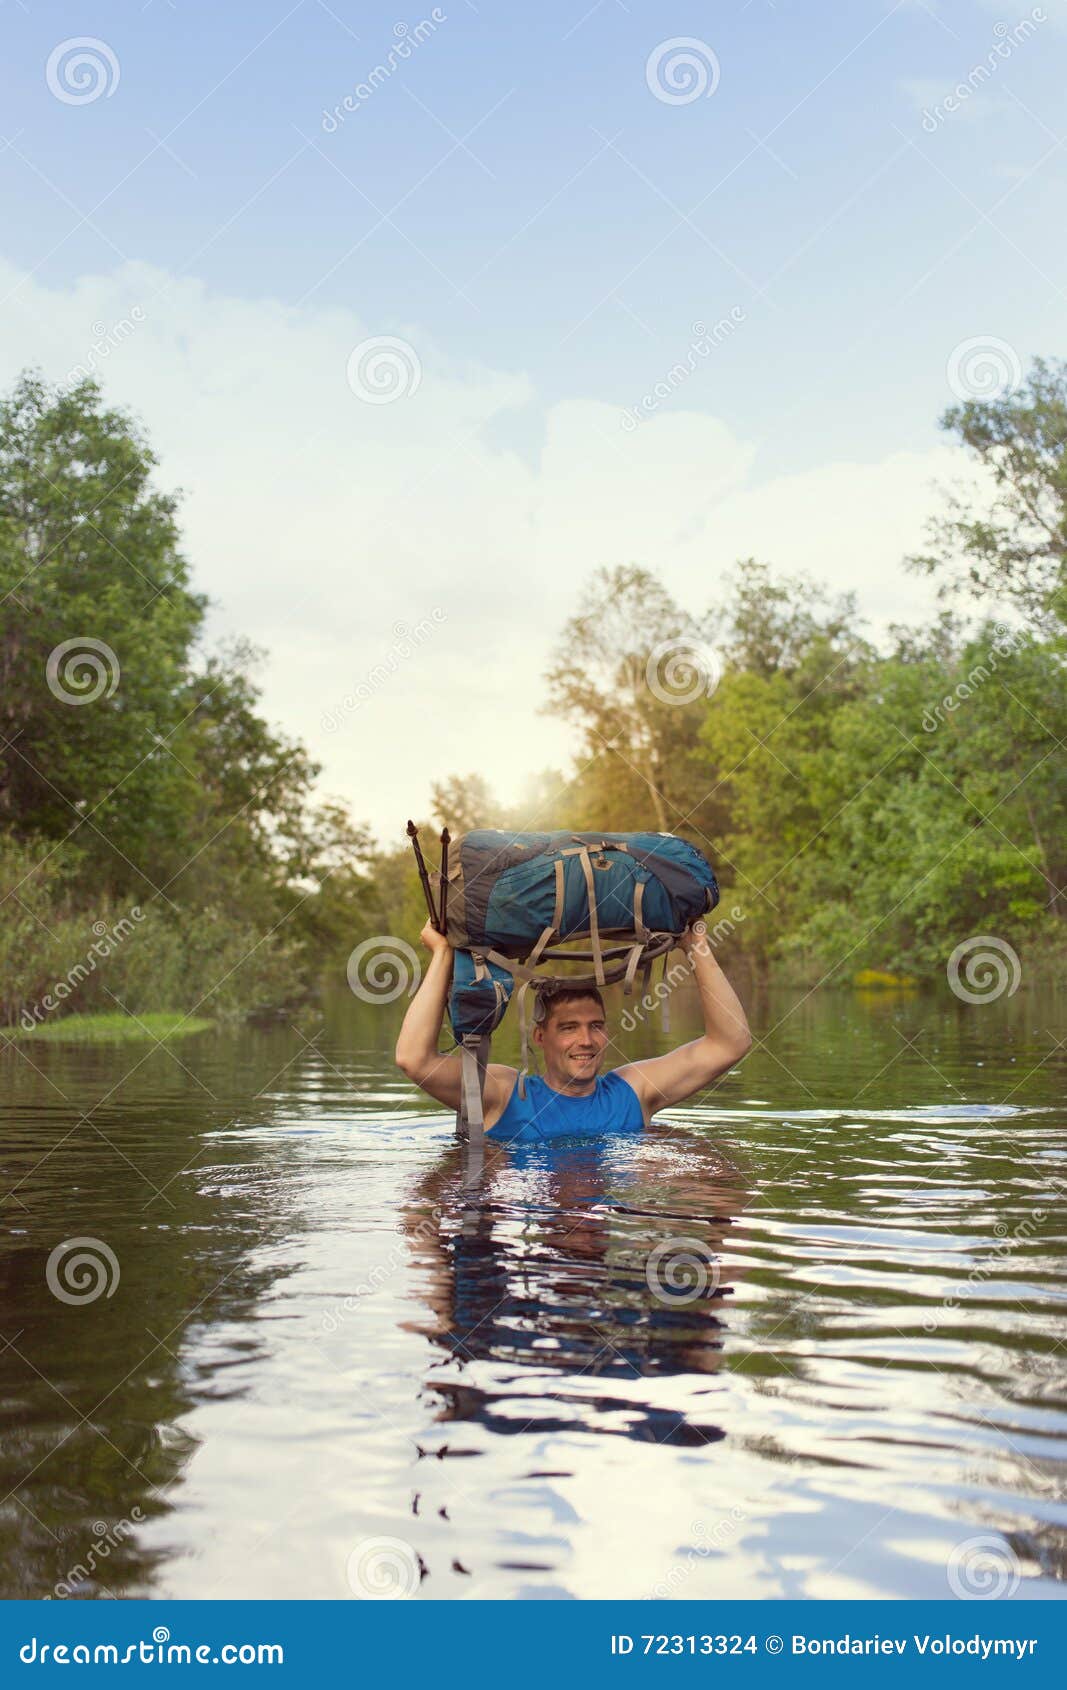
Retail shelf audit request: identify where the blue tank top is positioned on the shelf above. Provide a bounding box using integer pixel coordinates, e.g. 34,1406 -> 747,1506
486,1069 -> 646,1144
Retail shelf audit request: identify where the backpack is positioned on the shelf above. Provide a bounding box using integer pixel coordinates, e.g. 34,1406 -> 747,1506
416,829 -> 720,1142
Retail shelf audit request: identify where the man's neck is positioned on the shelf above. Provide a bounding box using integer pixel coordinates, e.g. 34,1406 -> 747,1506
542,1070 -> 599,1097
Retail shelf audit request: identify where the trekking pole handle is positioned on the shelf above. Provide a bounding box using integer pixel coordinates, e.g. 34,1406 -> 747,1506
406,819 -> 442,931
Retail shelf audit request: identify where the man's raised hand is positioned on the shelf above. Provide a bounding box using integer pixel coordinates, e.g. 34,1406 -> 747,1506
420,918 -> 452,955
679,919 -> 711,960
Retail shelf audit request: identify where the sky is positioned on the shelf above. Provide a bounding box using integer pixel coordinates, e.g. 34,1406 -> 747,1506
1,0 -> 1064,844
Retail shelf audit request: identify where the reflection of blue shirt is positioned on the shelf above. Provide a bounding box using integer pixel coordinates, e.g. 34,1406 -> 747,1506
487,1070 -> 646,1143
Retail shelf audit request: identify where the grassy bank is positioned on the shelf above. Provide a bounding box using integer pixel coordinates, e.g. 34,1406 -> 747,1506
10,1011 -> 214,1043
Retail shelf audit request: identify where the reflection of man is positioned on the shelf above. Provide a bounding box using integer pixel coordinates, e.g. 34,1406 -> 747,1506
399,1125 -> 752,1398
395,918 -> 752,1142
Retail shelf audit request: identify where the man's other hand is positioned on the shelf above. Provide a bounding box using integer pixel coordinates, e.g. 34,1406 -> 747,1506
679,919 -> 711,958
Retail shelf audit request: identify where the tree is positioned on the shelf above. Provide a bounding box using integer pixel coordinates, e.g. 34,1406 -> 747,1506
0,370 -> 378,1016
0,372 -> 206,892
906,354 -> 1067,630
725,557 -> 866,683
430,773 -> 502,835
541,563 -> 720,834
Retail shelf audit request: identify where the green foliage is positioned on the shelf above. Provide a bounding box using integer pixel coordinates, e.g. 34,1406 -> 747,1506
430,773 -> 503,834
0,835 -> 306,1028
698,601 -> 1067,978
536,381 -> 1067,983
906,354 -> 1067,630
0,373 -> 379,1025
541,563 -> 720,836
5,354 -> 1067,1021
0,372 -> 206,881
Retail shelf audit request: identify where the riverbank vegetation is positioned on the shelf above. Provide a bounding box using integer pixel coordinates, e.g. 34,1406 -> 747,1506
2,358 -> 1064,1028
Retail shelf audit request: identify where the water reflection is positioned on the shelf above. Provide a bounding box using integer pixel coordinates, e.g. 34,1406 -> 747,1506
1,988 -> 1065,1599
401,1129 -> 750,1447
0,1036 -> 305,1599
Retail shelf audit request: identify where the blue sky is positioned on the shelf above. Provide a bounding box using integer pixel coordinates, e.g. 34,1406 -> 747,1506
2,0 -> 1064,838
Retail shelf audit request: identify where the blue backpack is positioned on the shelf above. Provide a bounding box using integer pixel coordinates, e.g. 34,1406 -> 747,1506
412,828 -> 720,1140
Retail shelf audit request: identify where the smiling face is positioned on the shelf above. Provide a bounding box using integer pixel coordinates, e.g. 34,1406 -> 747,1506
533,993 -> 609,1090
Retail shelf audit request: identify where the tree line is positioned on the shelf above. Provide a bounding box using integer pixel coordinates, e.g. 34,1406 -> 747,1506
1,358 -> 1064,1027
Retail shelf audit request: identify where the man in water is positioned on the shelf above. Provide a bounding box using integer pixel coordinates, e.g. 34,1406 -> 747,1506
395,918 -> 752,1141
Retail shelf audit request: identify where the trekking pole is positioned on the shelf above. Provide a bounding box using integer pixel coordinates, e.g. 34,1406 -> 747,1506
439,827 -> 451,939
406,819 -> 441,932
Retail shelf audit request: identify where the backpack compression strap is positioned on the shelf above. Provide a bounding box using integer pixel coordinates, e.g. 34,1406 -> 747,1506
575,845 -> 606,986
458,1032 -> 489,1143
512,856 -> 565,1100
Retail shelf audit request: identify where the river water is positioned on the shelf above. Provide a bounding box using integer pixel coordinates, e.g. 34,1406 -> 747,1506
1,982 -> 1065,1600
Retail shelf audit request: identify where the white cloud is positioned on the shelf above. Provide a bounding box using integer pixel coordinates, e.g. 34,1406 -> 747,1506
0,256 -> 961,844
691,447 -> 964,628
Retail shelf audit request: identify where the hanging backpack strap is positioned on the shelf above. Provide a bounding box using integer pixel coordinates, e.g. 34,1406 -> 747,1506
458,1032 -> 489,1143
660,950 -> 672,1035
515,978 -> 538,1100
623,940 -> 645,995
622,879 -> 649,996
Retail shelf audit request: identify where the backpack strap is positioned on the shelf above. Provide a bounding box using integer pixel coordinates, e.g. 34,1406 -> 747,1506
575,845 -> 606,986
525,856 -> 565,971
515,978 -> 538,1100
567,835 -> 631,855
623,941 -> 644,994
458,1032 -> 489,1143
622,880 -> 649,996
480,949 -> 542,984
660,950 -> 672,1034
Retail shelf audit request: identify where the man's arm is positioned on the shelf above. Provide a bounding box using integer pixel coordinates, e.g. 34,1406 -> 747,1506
615,922 -> 752,1120
394,922 -> 515,1115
